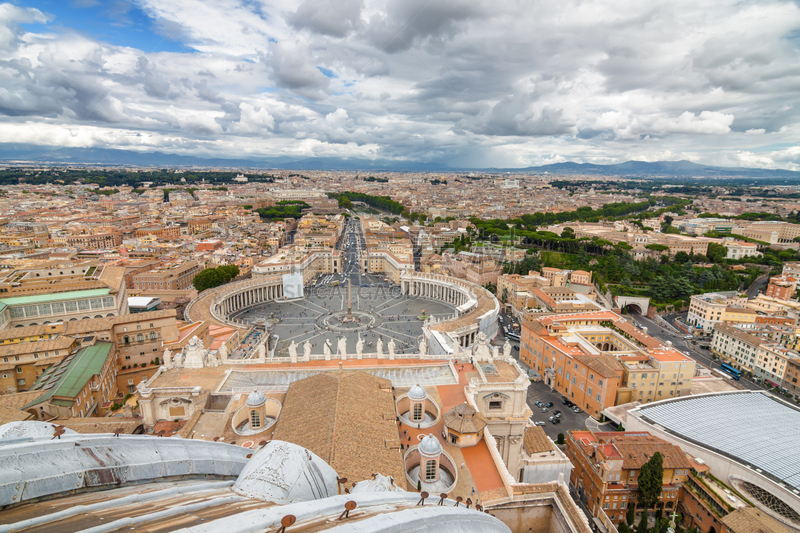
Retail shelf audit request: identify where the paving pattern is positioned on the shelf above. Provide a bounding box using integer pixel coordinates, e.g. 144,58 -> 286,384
232,275 -> 457,355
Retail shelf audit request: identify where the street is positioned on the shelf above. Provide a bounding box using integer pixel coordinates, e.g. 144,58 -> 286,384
630,311 -> 762,391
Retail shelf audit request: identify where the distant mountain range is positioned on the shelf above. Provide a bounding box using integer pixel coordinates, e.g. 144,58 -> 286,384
1,144 -> 798,178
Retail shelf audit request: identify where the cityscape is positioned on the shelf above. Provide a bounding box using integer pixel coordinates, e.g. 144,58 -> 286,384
1,2 -> 800,533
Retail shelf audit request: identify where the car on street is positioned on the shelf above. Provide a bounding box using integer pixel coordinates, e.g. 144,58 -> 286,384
541,408 -> 548,413
572,406 -> 583,413
535,401 -> 544,407
545,402 -> 554,408
534,421 -> 546,427
550,418 -> 561,424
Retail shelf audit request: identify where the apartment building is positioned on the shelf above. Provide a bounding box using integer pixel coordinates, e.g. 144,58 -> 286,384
765,274 -> 798,300
711,323 -> 761,372
0,335 -> 79,393
65,232 -> 122,250
566,431 -> 691,527
687,292 -> 746,334
135,225 -> 181,240
618,349 -> 696,404
131,260 -> 201,291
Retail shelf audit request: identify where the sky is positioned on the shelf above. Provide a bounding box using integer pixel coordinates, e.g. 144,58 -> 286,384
0,0 -> 799,169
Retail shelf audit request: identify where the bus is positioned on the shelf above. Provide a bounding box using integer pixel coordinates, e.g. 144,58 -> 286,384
719,363 -> 742,381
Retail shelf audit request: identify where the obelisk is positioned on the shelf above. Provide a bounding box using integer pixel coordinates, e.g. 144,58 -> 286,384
347,278 -> 352,319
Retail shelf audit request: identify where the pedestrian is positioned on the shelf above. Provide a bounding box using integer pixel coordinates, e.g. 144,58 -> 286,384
460,462 -> 465,469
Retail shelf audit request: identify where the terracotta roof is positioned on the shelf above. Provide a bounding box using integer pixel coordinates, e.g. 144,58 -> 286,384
0,405 -> 34,425
0,336 -> 77,357
443,403 -> 487,434
523,426 -> 554,455
108,309 -> 176,324
573,353 -> 625,378
59,417 -> 144,434
610,436 -> 691,471
0,391 -> 46,411
271,372 -> 405,484
721,507 -> 790,533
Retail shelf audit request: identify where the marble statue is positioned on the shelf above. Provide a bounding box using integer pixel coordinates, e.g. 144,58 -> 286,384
419,336 -> 427,356
303,340 -> 312,360
183,336 -> 206,369
218,343 -> 228,361
452,342 -> 460,360
163,348 -> 172,367
492,346 -> 499,359
337,336 -> 347,360
356,335 -> 364,359
256,344 -> 266,360
388,338 -> 396,359
503,340 -> 512,359
288,340 -> 298,360
376,337 -> 384,358
324,339 -> 332,360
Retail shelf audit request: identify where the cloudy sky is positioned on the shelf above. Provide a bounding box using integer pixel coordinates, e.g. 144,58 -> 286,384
1,0 -> 799,169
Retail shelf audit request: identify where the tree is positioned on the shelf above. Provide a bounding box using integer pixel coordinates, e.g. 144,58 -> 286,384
626,501 -> 636,525
556,433 -> 565,445
635,511 -> 649,533
637,451 -> 664,510
338,196 -> 352,209
673,251 -> 690,264
561,227 -> 575,239
193,265 -> 240,292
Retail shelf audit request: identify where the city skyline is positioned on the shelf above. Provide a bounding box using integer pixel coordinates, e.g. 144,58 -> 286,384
1,0 -> 799,170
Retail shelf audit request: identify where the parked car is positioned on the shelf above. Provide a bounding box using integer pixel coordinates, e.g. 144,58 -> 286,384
551,418 -> 561,424
572,406 -> 583,413
535,401 -> 544,408
541,408 -> 548,413
545,402 -> 554,408
553,410 -> 561,417
534,421 -> 546,427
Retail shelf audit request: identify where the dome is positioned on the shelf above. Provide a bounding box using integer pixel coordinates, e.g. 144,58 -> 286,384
443,403 -> 486,434
246,389 -> 266,407
418,434 -> 443,458
408,384 -> 427,401
233,440 -> 339,504
0,421 -> 78,442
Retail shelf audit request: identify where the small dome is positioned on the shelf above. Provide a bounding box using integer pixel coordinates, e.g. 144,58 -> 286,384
246,390 -> 266,407
408,384 -> 427,401
233,440 -> 339,504
418,434 -> 443,458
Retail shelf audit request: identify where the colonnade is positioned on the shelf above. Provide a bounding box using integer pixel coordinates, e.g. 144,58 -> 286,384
216,282 -> 283,317
401,279 -> 469,308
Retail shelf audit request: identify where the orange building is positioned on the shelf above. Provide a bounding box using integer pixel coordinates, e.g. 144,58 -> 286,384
520,311 -> 626,416
135,226 -> 181,240
566,430 -> 691,526
765,274 -> 798,300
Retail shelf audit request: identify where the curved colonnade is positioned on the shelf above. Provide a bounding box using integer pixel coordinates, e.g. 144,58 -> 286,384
186,272 -> 499,352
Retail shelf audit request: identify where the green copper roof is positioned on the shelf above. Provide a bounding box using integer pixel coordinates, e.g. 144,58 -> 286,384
23,342 -> 113,409
0,289 -> 110,307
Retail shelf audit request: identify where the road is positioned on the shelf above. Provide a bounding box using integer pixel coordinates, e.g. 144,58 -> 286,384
746,273 -> 769,299
630,311 -> 762,391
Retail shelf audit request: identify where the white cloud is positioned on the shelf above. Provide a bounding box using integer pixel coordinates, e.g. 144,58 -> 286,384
1,0 -> 799,168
